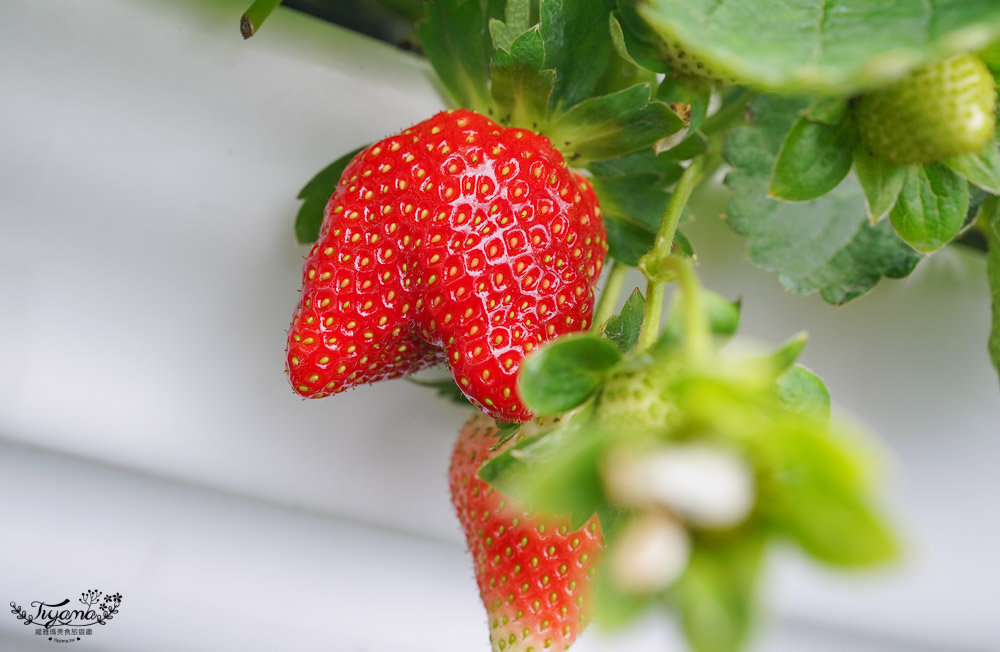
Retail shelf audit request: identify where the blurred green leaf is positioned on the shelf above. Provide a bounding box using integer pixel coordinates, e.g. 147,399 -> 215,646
660,290 -> 741,348
491,420 -> 521,449
770,114 -> 856,202
802,97 -> 849,125
774,365 -> 831,421
592,547 -> 652,629
673,534 -> 764,652
519,334 -> 623,415
602,288 -> 645,353
754,421 -> 898,567
608,1 -> 671,74
295,145 -> 366,244
638,0 -> 1000,94
776,484 -> 898,567
479,415 -> 610,528
768,332 -> 808,373
853,148 -> 907,222
889,163 -> 969,252
943,141 -> 1000,194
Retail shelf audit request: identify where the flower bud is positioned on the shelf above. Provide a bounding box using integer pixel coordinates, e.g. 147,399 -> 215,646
609,512 -> 690,594
603,442 -> 755,528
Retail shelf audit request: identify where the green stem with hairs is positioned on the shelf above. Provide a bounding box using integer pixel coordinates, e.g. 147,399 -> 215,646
592,261 -> 628,329
638,276 -> 666,351
241,0 -> 283,38
636,156 -> 706,350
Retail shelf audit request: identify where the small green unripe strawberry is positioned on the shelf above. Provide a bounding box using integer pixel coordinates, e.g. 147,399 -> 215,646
595,361 -> 677,430
854,53 -> 997,165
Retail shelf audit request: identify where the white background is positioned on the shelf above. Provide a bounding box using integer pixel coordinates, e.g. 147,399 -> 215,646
1,1 -> 998,650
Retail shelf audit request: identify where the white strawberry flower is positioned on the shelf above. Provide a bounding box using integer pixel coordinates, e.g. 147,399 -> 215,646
602,442 -> 755,528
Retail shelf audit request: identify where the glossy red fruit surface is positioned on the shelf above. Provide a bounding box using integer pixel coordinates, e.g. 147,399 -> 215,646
450,413 -> 604,652
286,109 -> 607,421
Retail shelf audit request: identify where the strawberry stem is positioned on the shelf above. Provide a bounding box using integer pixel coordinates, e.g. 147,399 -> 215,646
592,261 -> 628,329
673,255 -> 710,363
241,0 -> 283,39
638,275 -> 666,351
637,156 -> 706,350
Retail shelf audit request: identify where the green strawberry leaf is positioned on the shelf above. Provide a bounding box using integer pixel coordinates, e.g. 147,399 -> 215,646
888,163 -> 969,253
540,0 -> 616,112
769,112 -> 856,202
637,0 -> 1000,94
589,148 -> 684,265
673,534 -> 765,652
776,482 -> 899,567
853,148 -> 907,222
545,83 -> 684,165
418,0 -> 502,113
490,25 -> 555,127
491,420 -> 522,449
489,0 -> 531,51
759,423 -> 898,567
724,96 -> 922,305
295,145 -> 367,244
591,173 -> 676,228
673,229 -> 695,258
768,332 -> 809,374
588,146 -> 685,178
590,173 -> 671,264
802,97 -> 850,125
518,334 -> 623,415
591,541 -> 652,628
603,217 -> 658,267
609,1 -> 672,74
986,196 -> 1000,385
659,132 -> 709,161
943,141 -> 1000,194
774,365 -> 831,421
479,415 -> 611,528
601,288 -> 645,352
592,35 -> 659,98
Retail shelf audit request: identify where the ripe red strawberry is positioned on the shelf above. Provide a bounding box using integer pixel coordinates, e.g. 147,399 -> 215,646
449,413 -> 604,652
286,109 -> 607,422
